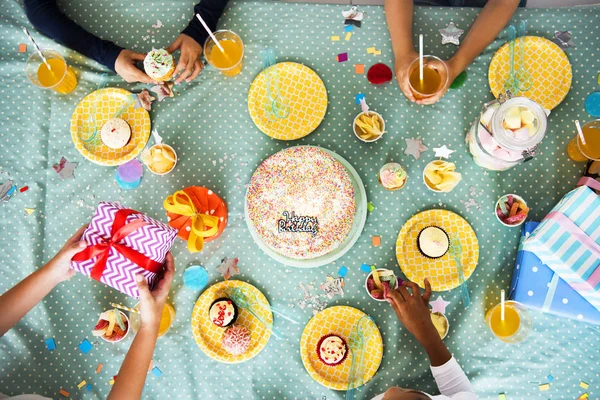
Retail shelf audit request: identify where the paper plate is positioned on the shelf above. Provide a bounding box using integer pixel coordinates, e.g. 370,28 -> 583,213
71,88 -> 151,166
300,306 -> 382,390
396,209 -> 479,292
191,280 -> 272,363
248,62 -> 328,140
488,36 -> 572,110
244,146 -> 367,268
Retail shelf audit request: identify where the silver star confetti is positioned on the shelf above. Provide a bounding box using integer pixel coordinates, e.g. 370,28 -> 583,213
552,30 -> 576,49
53,157 -> 77,180
404,138 -> 428,160
439,22 -> 464,46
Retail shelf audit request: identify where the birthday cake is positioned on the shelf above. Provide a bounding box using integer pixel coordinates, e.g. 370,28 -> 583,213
246,147 -> 356,260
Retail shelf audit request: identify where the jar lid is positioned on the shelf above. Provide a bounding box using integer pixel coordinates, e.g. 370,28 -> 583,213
491,97 -> 548,152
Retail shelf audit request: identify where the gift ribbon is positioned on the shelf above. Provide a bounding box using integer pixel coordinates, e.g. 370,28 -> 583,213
163,190 -> 219,253
72,208 -> 162,281
542,273 -> 561,313
578,176 -> 600,191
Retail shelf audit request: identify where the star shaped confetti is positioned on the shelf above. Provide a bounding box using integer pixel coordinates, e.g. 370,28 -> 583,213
430,296 -> 450,314
439,22 -> 464,46
404,138 -> 428,160
552,30 -> 576,49
53,157 -> 77,180
216,257 -> 240,280
320,275 -> 345,299
150,82 -> 174,102
433,145 -> 455,159
135,89 -> 155,111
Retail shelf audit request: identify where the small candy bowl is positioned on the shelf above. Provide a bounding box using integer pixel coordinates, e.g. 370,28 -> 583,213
430,311 -> 449,339
141,143 -> 178,176
495,194 -> 529,227
365,268 -> 399,302
353,111 -> 385,143
93,310 -> 130,343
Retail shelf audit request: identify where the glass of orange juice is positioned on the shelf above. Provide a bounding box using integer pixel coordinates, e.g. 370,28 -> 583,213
129,303 -> 176,337
25,49 -> 77,94
204,30 -> 244,77
407,55 -> 448,100
567,120 -> 600,162
485,300 -> 532,343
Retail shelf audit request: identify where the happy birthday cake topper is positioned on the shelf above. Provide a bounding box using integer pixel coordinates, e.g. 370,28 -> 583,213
277,211 -> 319,237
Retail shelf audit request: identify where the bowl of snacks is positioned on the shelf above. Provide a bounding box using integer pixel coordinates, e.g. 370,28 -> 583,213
495,194 -> 529,227
365,268 -> 399,302
93,309 -> 130,343
430,311 -> 449,339
141,143 -> 178,175
353,111 -> 386,143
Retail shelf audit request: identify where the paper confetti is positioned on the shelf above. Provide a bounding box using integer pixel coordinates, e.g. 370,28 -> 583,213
578,393 -> 589,399
373,50 -> 382,55
216,257 -> 240,280
342,6 -> 365,22
372,236 -> 381,247
430,296 -> 450,314
498,394 -> 506,400
78,380 -> 87,389
404,138 -> 428,160
1,179 -> 17,202
433,145 -> 455,159
45,338 -> 56,351
355,64 -> 365,74
78,338 -> 93,354
580,381 -> 589,389
367,202 -> 374,212
24,208 -> 35,215
320,275 -> 345,299
439,22 -> 464,46
461,186 -> 484,212
345,32 -> 352,41
355,93 -> 365,105
546,374 -> 554,382
552,30 -> 576,49
331,36 -> 340,41
150,82 -> 174,102
538,383 -> 550,391
59,389 -> 70,397
360,264 -> 372,273
96,363 -> 103,373
344,25 -> 354,32
109,378 -> 115,385
294,282 -> 327,315
19,186 -> 29,192
151,366 -> 163,377
18,43 -> 27,53
337,52 -> 348,63
86,384 -> 93,391
135,89 -> 156,111
53,157 -> 77,180
338,266 -> 348,278
151,19 -> 163,29
367,47 -> 376,54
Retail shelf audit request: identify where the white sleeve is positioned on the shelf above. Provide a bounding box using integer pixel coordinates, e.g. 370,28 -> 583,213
430,357 -> 477,398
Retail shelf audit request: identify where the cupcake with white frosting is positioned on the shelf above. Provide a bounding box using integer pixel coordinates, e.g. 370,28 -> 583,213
144,49 -> 175,81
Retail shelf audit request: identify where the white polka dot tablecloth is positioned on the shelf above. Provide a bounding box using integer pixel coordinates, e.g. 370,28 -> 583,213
1,1 -> 599,399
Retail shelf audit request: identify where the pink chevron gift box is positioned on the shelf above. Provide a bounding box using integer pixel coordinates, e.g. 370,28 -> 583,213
71,202 -> 178,298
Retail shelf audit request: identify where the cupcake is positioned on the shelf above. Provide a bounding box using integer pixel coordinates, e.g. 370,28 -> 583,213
378,163 -> 407,191
316,334 -> 348,366
209,298 -> 238,328
144,49 -> 175,82
417,226 -> 449,259
222,325 -> 251,356
100,118 -> 131,149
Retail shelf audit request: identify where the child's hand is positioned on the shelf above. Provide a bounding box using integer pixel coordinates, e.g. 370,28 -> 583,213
394,51 -> 419,103
114,49 -> 157,84
41,224 -> 88,283
135,252 -> 175,331
386,279 -> 438,344
167,34 -> 204,85
413,60 -> 458,106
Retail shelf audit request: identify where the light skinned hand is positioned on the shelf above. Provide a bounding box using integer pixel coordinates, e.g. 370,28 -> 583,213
386,278 -> 437,344
135,252 -> 175,330
167,34 -> 204,85
413,59 -> 458,105
41,224 -> 88,283
114,49 -> 157,84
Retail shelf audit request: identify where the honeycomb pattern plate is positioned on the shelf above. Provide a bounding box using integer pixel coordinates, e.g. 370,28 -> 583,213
396,209 -> 479,292
488,36 -> 572,110
191,280 -> 273,363
70,88 -> 150,166
248,62 -> 328,140
300,306 -> 382,390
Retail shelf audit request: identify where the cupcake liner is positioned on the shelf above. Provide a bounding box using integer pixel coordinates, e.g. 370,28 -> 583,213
316,333 -> 349,367
417,225 -> 450,259
209,298 -> 238,328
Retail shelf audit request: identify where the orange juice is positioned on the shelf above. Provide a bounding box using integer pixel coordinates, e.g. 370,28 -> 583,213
409,65 -> 442,96
205,30 -> 244,77
487,304 -> 520,337
567,136 -> 589,162
157,303 -> 175,337
37,58 -> 77,94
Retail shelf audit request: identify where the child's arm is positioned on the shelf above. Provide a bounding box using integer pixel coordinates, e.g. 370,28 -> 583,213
0,225 -> 87,338
107,253 -> 175,400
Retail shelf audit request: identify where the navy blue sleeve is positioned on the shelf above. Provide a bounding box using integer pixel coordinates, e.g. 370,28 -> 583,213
182,0 -> 230,48
23,0 -> 123,71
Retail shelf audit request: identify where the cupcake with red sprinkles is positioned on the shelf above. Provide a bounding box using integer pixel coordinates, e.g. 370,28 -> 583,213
209,298 -> 238,328
316,333 -> 348,366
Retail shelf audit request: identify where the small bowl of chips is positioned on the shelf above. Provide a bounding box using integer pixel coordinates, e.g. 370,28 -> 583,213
141,143 -> 177,175
365,268 -> 399,302
423,160 -> 462,193
93,309 -> 130,343
353,111 -> 386,143
430,311 -> 449,340
495,194 -> 529,227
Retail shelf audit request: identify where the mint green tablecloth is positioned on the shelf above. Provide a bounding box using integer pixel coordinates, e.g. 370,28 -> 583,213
1,1 -> 599,399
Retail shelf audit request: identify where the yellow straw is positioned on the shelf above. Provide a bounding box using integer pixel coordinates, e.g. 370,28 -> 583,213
110,303 -> 139,314
419,34 -> 424,83
575,120 -> 587,146
500,289 -> 506,321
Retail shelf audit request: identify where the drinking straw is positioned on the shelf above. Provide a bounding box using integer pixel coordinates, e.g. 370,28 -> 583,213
110,303 -> 139,314
575,120 -> 587,146
500,289 -> 506,321
22,27 -> 52,72
195,13 -> 225,53
419,34 -> 424,82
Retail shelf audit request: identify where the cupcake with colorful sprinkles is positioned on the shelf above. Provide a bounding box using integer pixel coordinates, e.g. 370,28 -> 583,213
144,48 -> 175,81
209,298 -> 238,328
417,226 -> 450,259
378,162 -> 407,191
222,325 -> 251,356
316,333 -> 348,366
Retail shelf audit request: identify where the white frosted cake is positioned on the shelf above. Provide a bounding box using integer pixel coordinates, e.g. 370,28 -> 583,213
246,147 -> 356,260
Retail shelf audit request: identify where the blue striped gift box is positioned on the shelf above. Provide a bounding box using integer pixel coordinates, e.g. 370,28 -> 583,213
523,185 -> 600,312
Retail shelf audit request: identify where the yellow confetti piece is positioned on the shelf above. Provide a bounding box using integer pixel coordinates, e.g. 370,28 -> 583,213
580,381 -> 589,389
597,72 -> 600,85
109,379 -> 115,385
578,393 -> 589,400
498,394 -> 506,400
25,208 -> 35,215
331,36 -> 340,41
538,383 -> 550,391
345,32 -> 352,41
367,47 -> 376,54
59,389 -> 70,397
374,50 -> 382,55
77,380 -> 87,389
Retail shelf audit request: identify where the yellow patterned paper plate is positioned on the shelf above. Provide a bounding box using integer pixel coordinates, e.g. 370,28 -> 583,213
191,280 -> 273,363
396,210 -> 479,292
489,36 -> 572,110
70,88 -> 150,166
248,62 -> 328,140
300,306 -> 382,390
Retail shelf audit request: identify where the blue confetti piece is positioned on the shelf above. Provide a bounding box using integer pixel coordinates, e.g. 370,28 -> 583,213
78,339 -> 93,354
345,25 -> 354,32
355,93 -> 365,105
45,338 -> 56,351
547,375 -> 554,382
86,384 -> 93,391
6,186 -> 16,197
360,263 -> 372,273
338,266 -> 348,278
151,366 -> 163,377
